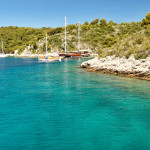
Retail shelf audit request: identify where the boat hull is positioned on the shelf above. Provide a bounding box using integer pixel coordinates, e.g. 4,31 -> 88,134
59,53 -> 71,57
70,53 -> 81,57
81,54 -> 90,57
38,56 -> 61,62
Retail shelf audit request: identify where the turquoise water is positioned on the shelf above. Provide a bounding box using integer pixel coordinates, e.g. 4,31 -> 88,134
0,57 -> 150,150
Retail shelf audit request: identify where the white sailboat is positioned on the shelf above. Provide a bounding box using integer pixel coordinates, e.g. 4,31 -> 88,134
38,33 -> 61,62
0,39 -> 8,57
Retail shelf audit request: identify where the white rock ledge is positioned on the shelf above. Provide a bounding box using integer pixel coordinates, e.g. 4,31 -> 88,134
80,55 -> 150,80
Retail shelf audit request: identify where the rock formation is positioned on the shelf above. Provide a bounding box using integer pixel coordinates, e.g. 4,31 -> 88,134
80,55 -> 150,80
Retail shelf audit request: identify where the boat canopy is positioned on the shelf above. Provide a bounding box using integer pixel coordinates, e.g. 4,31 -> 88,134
79,50 -> 92,52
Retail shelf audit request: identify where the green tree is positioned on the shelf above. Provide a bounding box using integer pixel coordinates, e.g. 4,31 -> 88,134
90,19 -> 99,25
103,36 -> 116,47
55,27 -> 63,33
108,21 -> 114,25
98,49 -> 103,57
67,24 -> 76,31
100,19 -> 107,26
81,24 -> 89,31
142,12 -> 150,28
84,21 -> 89,25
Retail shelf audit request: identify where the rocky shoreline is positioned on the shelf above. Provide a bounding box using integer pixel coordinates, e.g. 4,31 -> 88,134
80,55 -> 150,81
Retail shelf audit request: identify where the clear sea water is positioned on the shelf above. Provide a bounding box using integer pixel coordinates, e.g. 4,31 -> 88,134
0,57 -> 150,150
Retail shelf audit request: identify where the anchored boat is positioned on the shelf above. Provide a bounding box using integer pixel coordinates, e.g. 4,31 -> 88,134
59,17 -> 72,58
70,52 -> 82,57
0,39 -> 8,58
39,56 -> 62,62
38,33 -> 61,62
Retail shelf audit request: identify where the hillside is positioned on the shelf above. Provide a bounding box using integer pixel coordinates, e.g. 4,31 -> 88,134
0,12 -> 150,59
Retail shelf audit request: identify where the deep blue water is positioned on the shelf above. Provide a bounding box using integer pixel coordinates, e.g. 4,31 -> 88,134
0,57 -> 150,150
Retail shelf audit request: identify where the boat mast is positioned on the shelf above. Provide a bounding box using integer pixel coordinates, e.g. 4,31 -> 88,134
65,16 -> 67,53
46,33 -> 48,56
1,39 -> 4,54
78,22 -> 80,51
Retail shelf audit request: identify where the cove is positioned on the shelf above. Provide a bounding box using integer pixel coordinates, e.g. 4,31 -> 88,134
0,57 -> 150,150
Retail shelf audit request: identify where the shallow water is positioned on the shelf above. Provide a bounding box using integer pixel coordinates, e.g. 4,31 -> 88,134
0,57 -> 150,150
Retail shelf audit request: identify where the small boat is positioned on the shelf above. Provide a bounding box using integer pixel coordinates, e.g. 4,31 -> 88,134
82,53 -> 90,57
0,39 -> 8,58
39,56 -> 61,62
79,50 -> 91,57
38,34 -> 61,62
0,53 -> 8,57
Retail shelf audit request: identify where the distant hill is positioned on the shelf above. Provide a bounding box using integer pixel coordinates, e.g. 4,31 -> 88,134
0,12 -> 150,59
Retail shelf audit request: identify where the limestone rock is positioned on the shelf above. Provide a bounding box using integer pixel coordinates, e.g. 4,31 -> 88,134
80,55 -> 150,80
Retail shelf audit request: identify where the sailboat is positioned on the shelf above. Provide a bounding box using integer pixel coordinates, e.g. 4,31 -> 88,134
0,39 -> 8,57
70,22 -> 81,57
59,16 -> 71,58
38,33 -> 61,62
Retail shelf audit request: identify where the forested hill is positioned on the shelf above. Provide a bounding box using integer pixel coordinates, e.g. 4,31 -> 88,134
0,12 -> 150,59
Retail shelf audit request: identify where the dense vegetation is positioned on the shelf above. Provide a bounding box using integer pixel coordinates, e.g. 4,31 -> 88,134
0,27 -> 65,54
0,12 -> 150,59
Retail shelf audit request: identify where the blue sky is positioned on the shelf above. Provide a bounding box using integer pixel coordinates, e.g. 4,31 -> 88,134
0,0 -> 150,28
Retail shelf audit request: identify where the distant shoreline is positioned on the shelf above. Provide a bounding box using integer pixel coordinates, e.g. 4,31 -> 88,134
6,53 -> 97,58
80,55 -> 150,81
6,54 -> 46,58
